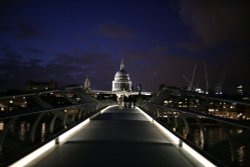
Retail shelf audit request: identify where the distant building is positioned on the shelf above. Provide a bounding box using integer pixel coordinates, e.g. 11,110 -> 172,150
236,85 -> 244,96
84,76 -> 91,92
26,80 -> 57,91
214,85 -> 223,95
112,60 -> 132,92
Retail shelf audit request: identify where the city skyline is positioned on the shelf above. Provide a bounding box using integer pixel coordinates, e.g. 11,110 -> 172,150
0,0 -> 250,93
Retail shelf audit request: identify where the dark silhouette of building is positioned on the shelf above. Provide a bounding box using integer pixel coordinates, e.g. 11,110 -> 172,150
26,80 -> 57,91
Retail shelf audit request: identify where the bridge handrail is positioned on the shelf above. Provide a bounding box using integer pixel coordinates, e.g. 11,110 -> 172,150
0,86 -> 84,100
0,86 -> 116,166
139,101 -> 250,166
147,102 -> 250,130
0,90 -> 62,100
0,101 -> 98,120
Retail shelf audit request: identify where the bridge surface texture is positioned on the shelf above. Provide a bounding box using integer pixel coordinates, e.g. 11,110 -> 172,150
34,106 -> 198,167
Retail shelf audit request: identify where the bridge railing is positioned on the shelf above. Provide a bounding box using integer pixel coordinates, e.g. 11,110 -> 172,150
0,87 -> 112,166
138,101 -> 250,167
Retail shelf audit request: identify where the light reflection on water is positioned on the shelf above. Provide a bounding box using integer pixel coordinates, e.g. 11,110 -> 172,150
205,127 -> 227,146
18,121 -> 47,142
187,127 -> 204,149
0,121 -> 4,131
188,126 -> 249,167
41,122 -> 46,142
238,146 -> 246,167
19,121 -> 30,141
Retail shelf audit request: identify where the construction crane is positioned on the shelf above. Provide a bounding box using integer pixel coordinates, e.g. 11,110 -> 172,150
190,64 -> 197,91
215,69 -> 227,95
182,64 -> 197,91
203,60 -> 209,94
182,75 -> 191,85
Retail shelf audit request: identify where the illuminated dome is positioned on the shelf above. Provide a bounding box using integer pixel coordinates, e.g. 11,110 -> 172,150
112,60 -> 132,92
114,69 -> 130,81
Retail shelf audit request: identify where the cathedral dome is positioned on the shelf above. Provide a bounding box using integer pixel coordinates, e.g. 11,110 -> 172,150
114,69 -> 130,81
112,60 -> 132,92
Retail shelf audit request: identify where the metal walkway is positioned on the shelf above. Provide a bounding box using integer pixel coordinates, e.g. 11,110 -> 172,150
33,106 -> 200,167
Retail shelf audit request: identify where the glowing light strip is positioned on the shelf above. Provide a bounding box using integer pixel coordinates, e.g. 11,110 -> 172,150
58,118 -> 90,143
136,107 -> 153,122
136,107 -> 216,167
182,143 -> 216,167
100,105 -> 117,114
10,106 -> 114,167
152,119 -> 180,145
60,105 -> 117,143
136,107 -> 179,145
9,140 -> 55,167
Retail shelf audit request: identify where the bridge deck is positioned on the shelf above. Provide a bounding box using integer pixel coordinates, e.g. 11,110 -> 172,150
34,106 -> 198,167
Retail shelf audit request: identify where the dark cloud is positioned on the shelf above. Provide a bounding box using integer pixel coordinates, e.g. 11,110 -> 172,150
119,47 -> 197,91
215,47 -> 250,92
28,58 -> 42,66
51,52 -> 117,89
77,35 -> 87,42
24,47 -> 43,54
0,44 -> 11,52
0,26 -> 13,32
97,22 -> 136,39
0,44 -> 249,93
119,45 -> 250,93
0,52 -> 29,89
54,52 -> 111,66
176,41 -> 203,52
16,21 -> 43,39
0,47 -> 117,90
0,0 -> 26,6
172,0 -> 250,93
178,0 -> 250,47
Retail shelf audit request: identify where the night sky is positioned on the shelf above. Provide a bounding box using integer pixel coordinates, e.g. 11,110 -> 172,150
1,0 -> 250,94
